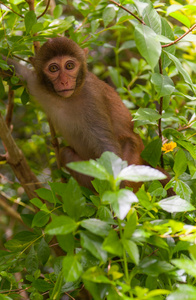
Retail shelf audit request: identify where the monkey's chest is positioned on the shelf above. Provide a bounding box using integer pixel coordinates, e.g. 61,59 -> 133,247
51,107 -> 94,160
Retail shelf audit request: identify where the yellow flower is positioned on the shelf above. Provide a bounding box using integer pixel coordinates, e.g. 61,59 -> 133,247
162,141 -> 177,153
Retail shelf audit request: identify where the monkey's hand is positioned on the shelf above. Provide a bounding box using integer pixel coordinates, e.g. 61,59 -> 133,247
59,146 -> 81,165
59,146 -> 94,190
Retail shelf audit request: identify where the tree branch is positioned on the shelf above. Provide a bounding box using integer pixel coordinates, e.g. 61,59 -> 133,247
0,2 -> 24,18
0,112 -> 42,199
48,119 -> 61,169
0,193 -> 24,225
37,0 -> 51,19
25,0 -> 40,53
162,23 -> 196,48
5,86 -> 14,129
108,0 -> 145,25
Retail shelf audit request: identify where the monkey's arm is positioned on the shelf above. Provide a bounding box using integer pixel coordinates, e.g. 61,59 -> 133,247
0,55 -> 32,83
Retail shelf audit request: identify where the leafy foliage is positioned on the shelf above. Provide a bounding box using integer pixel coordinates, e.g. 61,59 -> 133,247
0,0 -> 196,299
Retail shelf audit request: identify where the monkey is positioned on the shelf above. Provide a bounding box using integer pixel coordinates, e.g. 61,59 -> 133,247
0,37 -> 171,193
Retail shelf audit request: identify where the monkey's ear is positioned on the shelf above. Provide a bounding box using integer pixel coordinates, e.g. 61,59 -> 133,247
83,48 -> 88,57
29,56 -> 35,66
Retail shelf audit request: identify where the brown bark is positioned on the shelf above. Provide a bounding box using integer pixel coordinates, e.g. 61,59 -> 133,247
0,112 -> 42,199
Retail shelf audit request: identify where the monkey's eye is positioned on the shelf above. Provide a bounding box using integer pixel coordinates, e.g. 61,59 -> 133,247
66,62 -> 75,70
49,64 -> 59,72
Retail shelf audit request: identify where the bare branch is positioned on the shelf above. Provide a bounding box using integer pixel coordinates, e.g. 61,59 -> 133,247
48,118 -> 61,169
37,0 -> 51,19
0,193 -> 24,224
5,86 -> 14,129
108,0 -> 145,25
25,0 -> 34,11
162,23 -> 196,48
0,112 -> 42,199
0,1 -> 24,18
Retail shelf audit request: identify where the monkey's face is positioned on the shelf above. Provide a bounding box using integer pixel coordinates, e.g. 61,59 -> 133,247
43,56 -> 81,98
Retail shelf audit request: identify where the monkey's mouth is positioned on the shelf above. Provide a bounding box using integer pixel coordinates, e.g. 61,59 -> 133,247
57,89 -> 74,93
56,89 -> 75,98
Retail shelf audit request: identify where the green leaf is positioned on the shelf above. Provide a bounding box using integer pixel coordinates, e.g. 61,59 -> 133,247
62,178 -> 86,221
176,140 -> 196,160
45,216 -> 78,235
37,238 -> 50,265
117,165 -> 166,183
167,285 -> 196,300
35,188 -> 57,204
161,18 -> 175,68
173,148 -> 187,176
53,4 -> 63,18
122,239 -> 139,265
67,160 -> 110,180
163,128 -> 184,140
82,266 -> 111,283
32,211 -> 50,228
4,231 -> 38,251
102,189 -> 138,220
97,151 -> 127,179
0,295 -> 13,300
11,75 -> 19,85
91,19 -> 100,34
148,235 -> 169,250
169,12 -> 191,28
124,210 -> 138,239
151,73 -> 175,97
50,270 -> 64,300
57,234 -> 74,254
174,180 -> 192,201
102,6 -> 116,27
0,59 -> 10,70
165,52 -> 193,88
118,40 -> 135,52
25,246 -> 38,274
31,23 -> 44,35
172,258 -> 196,277
134,0 -> 150,16
81,219 -> 111,237
32,278 -> 53,292
139,257 -> 174,276
63,255 -> 83,282
30,198 -> 44,209
141,138 -> 162,168
143,2 -> 161,34
158,196 -> 195,213
80,232 -> 107,262
102,230 -> 123,256
137,189 -> 154,210
0,78 -> 5,98
134,24 -> 161,69
108,66 -> 124,87
133,108 -> 160,124
24,11 -> 37,34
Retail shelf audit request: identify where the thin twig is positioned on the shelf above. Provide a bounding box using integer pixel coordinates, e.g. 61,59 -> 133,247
162,23 -> 196,48
108,0 -> 145,25
13,54 -> 29,64
5,86 -> 14,129
37,0 -> 51,19
158,58 -> 164,168
0,1 -> 24,18
0,193 -> 24,224
48,119 -> 61,169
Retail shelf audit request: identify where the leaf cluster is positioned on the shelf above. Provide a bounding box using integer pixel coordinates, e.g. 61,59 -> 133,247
0,0 -> 196,299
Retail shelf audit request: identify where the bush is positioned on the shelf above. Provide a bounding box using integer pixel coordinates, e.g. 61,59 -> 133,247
0,0 -> 196,299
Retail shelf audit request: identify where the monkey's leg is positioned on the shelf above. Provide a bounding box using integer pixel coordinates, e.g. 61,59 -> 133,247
59,146 -> 94,190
